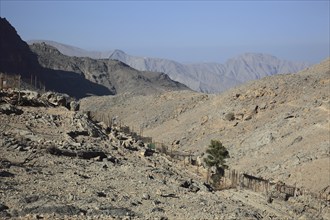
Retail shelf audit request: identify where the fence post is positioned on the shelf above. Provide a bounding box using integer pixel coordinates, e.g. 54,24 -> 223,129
18,75 -> 21,104
0,73 -> 3,90
189,150 -> 192,164
206,167 -> 210,184
140,125 -> 143,137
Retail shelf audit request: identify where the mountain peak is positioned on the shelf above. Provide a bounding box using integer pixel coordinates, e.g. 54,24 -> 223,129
109,49 -> 127,60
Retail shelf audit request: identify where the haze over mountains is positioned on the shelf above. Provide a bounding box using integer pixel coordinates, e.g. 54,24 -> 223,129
28,40 -> 310,93
28,40 -> 114,59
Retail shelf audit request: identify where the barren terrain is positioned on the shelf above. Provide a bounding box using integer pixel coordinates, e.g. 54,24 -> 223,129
1,89 -> 329,219
81,58 -> 330,195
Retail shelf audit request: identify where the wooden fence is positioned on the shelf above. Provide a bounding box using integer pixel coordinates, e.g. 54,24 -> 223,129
0,73 -> 45,91
217,169 -> 329,202
90,111 -> 330,203
89,111 -> 153,144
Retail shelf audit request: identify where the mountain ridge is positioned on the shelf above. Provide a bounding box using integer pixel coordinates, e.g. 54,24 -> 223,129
28,40 -> 114,59
27,40 -> 310,93
0,18 -> 112,98
29,42 -> 189,96
1,18 -> 188,98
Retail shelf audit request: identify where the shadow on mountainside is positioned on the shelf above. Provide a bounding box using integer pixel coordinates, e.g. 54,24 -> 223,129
39,68 -> 114,99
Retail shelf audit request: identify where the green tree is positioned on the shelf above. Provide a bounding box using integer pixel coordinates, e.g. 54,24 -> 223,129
203,140 -> 229,186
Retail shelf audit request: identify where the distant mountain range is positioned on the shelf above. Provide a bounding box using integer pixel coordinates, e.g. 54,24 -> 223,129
28,40 -> 310,93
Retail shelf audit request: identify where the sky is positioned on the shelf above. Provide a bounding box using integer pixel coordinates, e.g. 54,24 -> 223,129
0,0 -> 329,63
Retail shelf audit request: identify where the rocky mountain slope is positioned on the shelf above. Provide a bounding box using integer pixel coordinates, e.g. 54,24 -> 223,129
1,18 -> 188,98
1,90 -> 328,219
27,40 -> 310,93
109,51 -> 310,93
29,43 -> 189,96
0,17 -> 112,99
81,58 -> 330,196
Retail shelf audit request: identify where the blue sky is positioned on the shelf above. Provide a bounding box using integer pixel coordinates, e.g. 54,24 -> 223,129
0,1 -> 329,63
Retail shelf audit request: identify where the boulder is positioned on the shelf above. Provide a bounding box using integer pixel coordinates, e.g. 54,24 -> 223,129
0,104 -> 23,115
144,148 -> 155,157
180,179 -> 201,193
224,112 -> 235,121
41,92 -> 68,107
0,203 -> 9,212
69,100 -> 80,111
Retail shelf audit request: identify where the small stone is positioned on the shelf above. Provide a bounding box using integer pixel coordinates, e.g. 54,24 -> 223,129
142,193 -> 150,200
267,196 -> 273,204
224,112 -> 235,121
151,207 -> 165,213
0,104 -> 23,115
153,200 -> 161,205
69,101 -> 80,111
144,148 -> 154,157
97,192 -> 106,197
244,115 -> 253,121
0,203 -> 9,212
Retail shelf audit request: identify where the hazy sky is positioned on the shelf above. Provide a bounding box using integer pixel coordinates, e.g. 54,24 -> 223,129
0,1 -> 329,63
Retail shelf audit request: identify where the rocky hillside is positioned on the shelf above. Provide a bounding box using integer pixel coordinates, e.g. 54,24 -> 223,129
109,51 -> 310,93
0,17 -> 112,99
27,40 -> 310,93
1,90 -> 328,219
1,18 -> 188,98
0,18 -> 40,77
81,58 -> 330,196
29,43 -> 189,96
